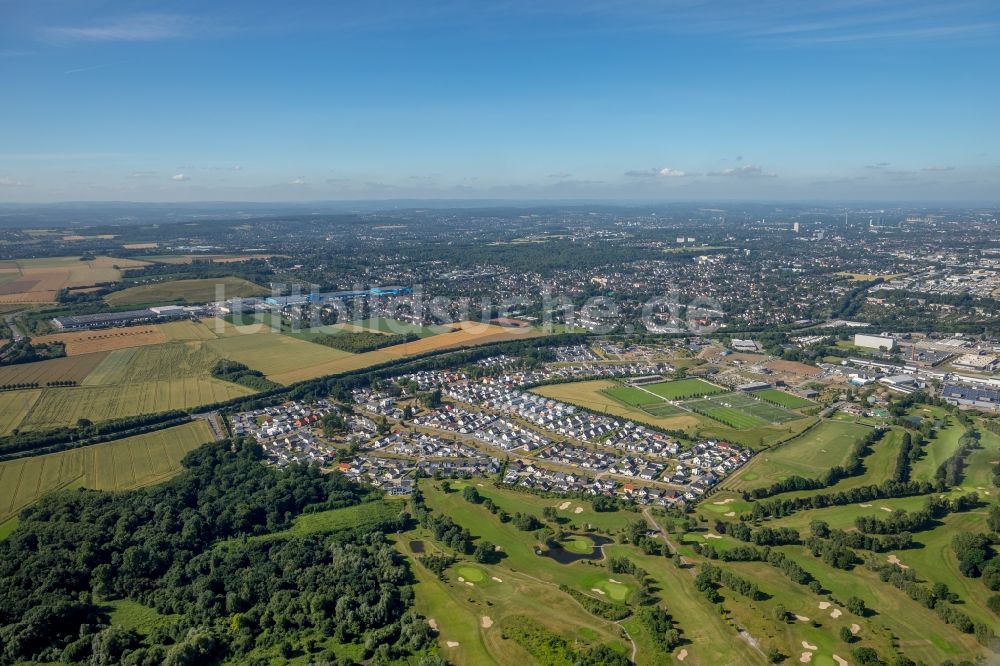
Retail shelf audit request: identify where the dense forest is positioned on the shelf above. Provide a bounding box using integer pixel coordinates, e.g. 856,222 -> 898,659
0,441 -> 440,665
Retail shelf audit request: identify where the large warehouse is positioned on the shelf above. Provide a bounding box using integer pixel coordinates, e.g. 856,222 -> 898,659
52,307 -> 191,331
854,333 -> 897,351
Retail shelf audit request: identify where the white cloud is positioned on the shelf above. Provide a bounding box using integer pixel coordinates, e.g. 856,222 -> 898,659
625,167 -> 695,178
922,165 -> 955,172
171,173 -> 189,181
659,168 -> 689,177
42,14 -> 196,43
289,177 -> 306,185
233,165 -> 243,171
0,176 -> 24,187
707,164 -> 777,178
129,171 -> 157,178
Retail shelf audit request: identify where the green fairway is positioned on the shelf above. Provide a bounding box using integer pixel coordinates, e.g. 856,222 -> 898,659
562,535 -> 596,554
910,409 -> 965,481
723,420 -> 871,492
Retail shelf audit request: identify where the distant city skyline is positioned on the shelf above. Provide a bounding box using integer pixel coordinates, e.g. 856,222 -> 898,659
2,0 -> 999,203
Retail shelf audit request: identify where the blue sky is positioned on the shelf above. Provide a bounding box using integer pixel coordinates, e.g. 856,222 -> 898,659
1,0 -> 999,203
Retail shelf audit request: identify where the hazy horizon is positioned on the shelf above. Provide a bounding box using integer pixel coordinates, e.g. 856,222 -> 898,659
2,0 -> 999,203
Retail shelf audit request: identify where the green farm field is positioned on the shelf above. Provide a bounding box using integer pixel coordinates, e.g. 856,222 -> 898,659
105,276 -> 268,306
205,331 -> 355,379
0,390 -> 43,436
0,420 -> 214,523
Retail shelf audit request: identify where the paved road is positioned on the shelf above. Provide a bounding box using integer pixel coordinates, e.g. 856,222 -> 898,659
3,313 -> 25,342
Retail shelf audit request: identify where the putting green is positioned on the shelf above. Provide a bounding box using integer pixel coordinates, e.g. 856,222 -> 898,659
562,536 -> 594,554
455,565 -> 486,583
599,579 -> 630,601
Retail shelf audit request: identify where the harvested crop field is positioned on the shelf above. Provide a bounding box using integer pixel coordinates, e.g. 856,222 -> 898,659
141,254 -> 279,265
32,326 -> 168,355
106,276 -> 268,306
267,321 -> 543,384
0,256 -> 151,304
0,352 -> 109,386
0,420 -> 214,522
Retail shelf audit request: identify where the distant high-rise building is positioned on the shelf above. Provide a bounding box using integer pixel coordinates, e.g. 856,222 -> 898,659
793,222 -> 800,233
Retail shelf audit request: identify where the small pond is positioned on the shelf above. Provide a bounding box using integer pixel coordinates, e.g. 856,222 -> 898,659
537,534 -> 612,564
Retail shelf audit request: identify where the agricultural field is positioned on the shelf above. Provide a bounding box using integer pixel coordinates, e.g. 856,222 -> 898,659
139,253 -> 278,264
105,276 -> 268,306
0,420 -> 214,523
205,331 -> 355,379
350,317 -> 451,338
0,351 -> 109,386
17,377 -> 252,430
32,326 -> 168,355
268,321 -> 543,384
752,388 -> 816,409
0,390 -> 42,436
721,420 -> 871,493
0,256 -> 151,304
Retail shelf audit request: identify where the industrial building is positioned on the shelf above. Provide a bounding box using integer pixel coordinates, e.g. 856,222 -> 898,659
854,333 -> 897,351
941,384 -> 1000,411
52,307 -> 191,331
952,354 -> 999,372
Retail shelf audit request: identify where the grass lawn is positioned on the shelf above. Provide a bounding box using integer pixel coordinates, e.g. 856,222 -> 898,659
910,409 -> 965,482
601,384 -> 663,407
244,498 -> 406,543
643,378 -> 725,400
106,599 -> 181,635
752,388 -> 816,409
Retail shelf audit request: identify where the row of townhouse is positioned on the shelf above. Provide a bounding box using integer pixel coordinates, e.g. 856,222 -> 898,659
352,389 -> 405,419
401,369 -> 468,391
670,440 -> 752,495
231,399 -> 337,441
263,432 -> 336,468
604,422 -> 681,458
381,432 -> 485,459
501,461 -> 685,507
536,442 -> 666,481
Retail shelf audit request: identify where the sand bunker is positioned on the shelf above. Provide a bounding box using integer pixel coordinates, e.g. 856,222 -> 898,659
713,498 -> 736,505
677,649 -> 688,661
833,656 -> 848,666
830,609 -> 842,619
591,588 -> 606,595
858,503 -> 872,508
481,616 -> 494,628
850,624 -> 860,635
446,641 -> 460,648
458,576 -> 465,582
491,576 -> 503,583
724,511 -> 736,517
802,641 -> 818,650
800,651 -> 813,663
559,501 -> 571,510
609,578 -> 623,584
887,554 -> 909,569
880,506 -> 893,512
428,619 -> 438,631
465,581 -> 474,587
574,506 -> 584,514
794,615 -> 810,622
818,601 -> 831,610
704,533 -> 723,540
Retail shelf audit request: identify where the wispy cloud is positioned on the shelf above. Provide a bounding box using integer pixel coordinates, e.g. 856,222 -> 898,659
624,167 -> 695,178
171,173 -> 190,181
289,177 -> 306,185
42,14 -> 198,43
922,165 -> 955,171
707,165 -> 777,178
0,177 -> 25,187
865,162 -> 891,170
128,171 -> 157,179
